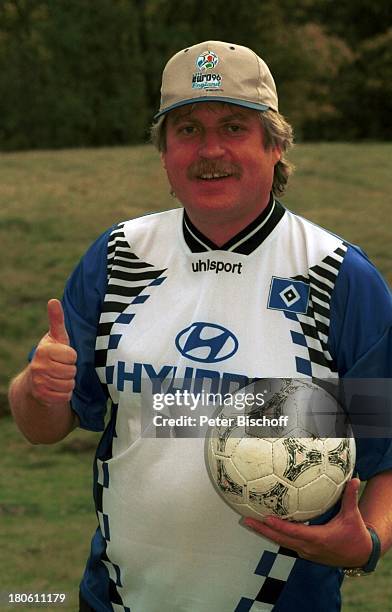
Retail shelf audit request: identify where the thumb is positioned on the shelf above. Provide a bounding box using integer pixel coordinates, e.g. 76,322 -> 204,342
47,299 -> 70,345
340,477 -> 361,515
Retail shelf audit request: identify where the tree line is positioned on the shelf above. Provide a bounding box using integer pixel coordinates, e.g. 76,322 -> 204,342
0,0 -> 390,150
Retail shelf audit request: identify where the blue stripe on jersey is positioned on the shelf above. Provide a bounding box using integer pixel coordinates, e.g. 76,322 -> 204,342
116,313 -> 135,324
295,357 -> 312,376
255,550 -> 278,575
235,598 -> 255,611
290,331 -> 307,347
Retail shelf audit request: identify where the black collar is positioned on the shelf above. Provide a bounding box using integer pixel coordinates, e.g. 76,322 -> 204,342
183,196 -> 286,255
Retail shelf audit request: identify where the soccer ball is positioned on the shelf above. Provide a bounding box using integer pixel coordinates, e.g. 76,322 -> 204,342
206,379 -> 356,521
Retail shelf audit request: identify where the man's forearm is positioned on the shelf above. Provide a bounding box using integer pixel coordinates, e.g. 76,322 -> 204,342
9,367 -> 77,445
359,469 -> 392,556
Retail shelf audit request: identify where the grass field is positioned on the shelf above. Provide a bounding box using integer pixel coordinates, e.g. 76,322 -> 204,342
1,143 -> 391,610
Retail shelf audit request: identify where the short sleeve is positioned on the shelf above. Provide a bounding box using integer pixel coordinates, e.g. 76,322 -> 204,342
328,245 -> 392,479
62,227 -> 115,431
328,245 -> 392,377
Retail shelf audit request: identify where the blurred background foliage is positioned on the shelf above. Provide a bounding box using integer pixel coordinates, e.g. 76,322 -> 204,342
0,0 -> 390,151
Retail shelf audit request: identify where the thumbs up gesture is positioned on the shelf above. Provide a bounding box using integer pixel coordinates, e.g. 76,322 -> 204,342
29,299 -> 77,406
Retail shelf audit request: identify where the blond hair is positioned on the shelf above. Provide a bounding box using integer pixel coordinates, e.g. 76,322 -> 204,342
150,107 -> 294,197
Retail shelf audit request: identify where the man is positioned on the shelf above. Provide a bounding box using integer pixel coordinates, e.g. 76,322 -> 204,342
9,41 -> 392,612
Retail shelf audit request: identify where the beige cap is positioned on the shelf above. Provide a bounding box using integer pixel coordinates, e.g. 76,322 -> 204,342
154,40 -> 278,119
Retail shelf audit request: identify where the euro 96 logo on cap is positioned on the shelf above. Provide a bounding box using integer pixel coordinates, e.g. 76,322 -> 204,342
192,49 -> 222,91
196,51 -> 219,71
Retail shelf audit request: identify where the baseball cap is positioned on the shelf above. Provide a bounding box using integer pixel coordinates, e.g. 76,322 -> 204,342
154,40 -> 278,119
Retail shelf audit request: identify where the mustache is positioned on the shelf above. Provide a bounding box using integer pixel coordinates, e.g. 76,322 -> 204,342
187,160 -> 242,179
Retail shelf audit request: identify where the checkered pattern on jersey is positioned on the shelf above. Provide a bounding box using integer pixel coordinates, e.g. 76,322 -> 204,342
94,223 -> 167,611
286,244 -> 347,379
95,222 -> 167,372
235,546 -> 298,611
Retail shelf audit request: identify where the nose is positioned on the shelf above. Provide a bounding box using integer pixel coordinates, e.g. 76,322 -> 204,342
198,129 -> 225,159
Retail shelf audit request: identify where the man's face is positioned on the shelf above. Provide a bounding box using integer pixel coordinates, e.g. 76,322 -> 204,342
162,103 -> 281,226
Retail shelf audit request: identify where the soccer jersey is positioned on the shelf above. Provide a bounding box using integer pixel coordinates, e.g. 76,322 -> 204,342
62,199 -> 392,612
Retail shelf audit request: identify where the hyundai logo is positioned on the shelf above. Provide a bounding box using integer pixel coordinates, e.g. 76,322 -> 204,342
175,322 -> 238,363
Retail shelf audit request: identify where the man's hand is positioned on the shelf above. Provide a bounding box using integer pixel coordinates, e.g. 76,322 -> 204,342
28,299 -> 77,407
243,478 -> 373,568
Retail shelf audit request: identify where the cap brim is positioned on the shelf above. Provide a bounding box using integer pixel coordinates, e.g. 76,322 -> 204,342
153,97 -> 271,120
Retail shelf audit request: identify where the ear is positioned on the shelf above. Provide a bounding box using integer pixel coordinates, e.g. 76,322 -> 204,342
272,146 -> 282,165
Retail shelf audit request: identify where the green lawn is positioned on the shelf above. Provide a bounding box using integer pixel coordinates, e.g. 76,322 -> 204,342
1,143 -> 391,610
0,417 -> 98,611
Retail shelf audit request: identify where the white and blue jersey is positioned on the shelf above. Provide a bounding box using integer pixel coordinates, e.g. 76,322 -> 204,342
62,198 -> 392,612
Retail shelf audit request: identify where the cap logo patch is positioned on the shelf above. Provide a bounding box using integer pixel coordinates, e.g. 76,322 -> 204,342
196,50 -> 219,71
192,50 -> 222,91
